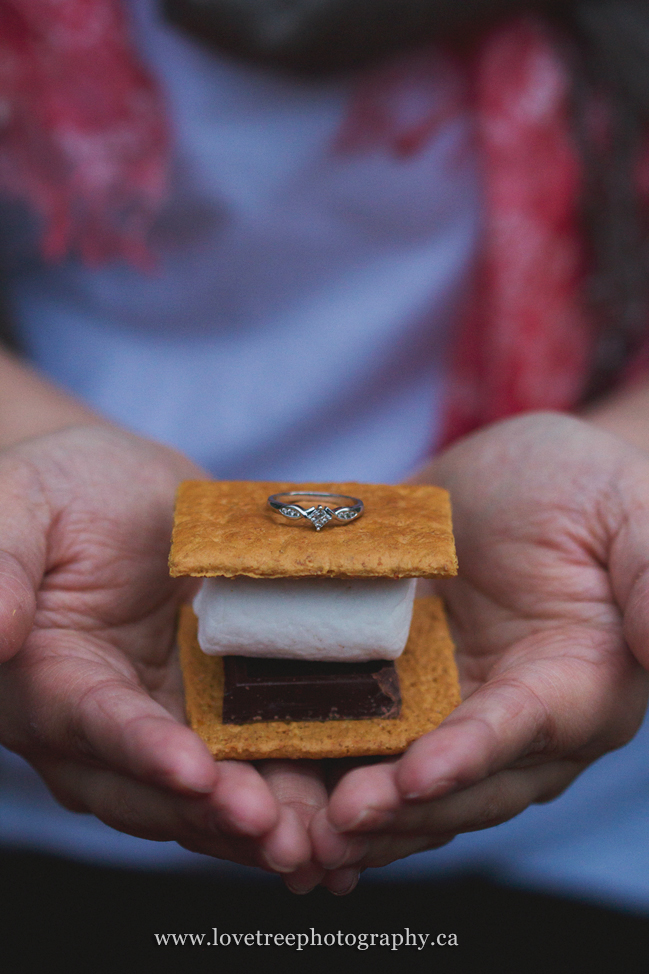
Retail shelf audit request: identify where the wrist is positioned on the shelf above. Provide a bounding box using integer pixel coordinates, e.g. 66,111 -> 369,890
582,380 -> 649,454
0,349 -> 109,450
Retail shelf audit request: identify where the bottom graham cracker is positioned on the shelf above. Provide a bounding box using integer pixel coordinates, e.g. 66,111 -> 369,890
178,596 -> 461,760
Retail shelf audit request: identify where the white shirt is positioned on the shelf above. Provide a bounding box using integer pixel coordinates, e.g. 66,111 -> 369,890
4,0 -> 480,482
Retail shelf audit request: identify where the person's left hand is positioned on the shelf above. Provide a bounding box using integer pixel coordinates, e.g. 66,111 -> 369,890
309,413 -> 649,876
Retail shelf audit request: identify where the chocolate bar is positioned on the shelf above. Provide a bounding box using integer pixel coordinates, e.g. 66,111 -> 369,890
222,656 -> 401,724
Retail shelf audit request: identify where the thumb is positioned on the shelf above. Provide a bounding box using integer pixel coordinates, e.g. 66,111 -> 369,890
0,456 -> 48,662
607,459 -> 649,672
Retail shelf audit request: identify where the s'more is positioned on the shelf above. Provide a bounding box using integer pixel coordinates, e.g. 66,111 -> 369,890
169,480 -> 461,760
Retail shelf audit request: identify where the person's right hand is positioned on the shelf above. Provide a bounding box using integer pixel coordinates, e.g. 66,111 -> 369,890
0,424 -> 324,875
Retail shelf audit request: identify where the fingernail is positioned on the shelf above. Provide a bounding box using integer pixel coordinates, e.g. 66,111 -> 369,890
328,868 -> 361,897
184,781 -> 216,795
332,808 -> 395,833
263,854 -> 300,874
175,768 -> 216,795
320,838 -> 368,871
285,879 -> 318,895
403,777 -> 456,802
216,805 -> 270,838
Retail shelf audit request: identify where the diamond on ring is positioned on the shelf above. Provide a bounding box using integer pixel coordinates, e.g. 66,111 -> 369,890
305,506 -> 334,530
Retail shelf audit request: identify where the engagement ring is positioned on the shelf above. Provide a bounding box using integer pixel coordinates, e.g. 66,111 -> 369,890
268,492 -> 364,531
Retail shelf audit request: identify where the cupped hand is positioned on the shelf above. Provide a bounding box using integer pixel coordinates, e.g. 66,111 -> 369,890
312,413 -> 649,874
0,424 -> 323,875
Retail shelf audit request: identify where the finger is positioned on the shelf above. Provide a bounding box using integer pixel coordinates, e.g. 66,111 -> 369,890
259,805 -> 312,874
318,627 -> 640,835
210,761 -> 280,837
35,757 -> 274,866
0,458 -> 50,662
257,760 -> 329,827
257,760 -> 330,874
355,834 -> 456,870
2,642 -> 281,836
395,627 -> 645,804
0,548 -> 40,663
310,806 -> 369,870
610,477 -> 649,672
48,752 -> 279,840
322,675 -> 555,834
320,867 -> 361,896
283,863 -> 326,895
322,760 -> 402,834
324,760 -> 582,847
2,640 -> 220,793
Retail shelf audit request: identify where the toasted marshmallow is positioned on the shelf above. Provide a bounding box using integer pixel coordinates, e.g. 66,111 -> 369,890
193,575 -> 417,662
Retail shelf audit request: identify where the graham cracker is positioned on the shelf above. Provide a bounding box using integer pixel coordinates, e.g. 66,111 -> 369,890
178,597 -> 461,760
169,480 -> 457,579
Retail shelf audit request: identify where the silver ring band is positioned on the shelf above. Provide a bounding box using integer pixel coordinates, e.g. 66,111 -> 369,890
268,491 -> 364,531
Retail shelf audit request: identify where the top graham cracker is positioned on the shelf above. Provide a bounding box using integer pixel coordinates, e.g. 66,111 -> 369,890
169,480 -> 457,579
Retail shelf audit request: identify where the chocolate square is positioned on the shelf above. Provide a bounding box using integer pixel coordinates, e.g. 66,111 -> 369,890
222,656 -> 401,724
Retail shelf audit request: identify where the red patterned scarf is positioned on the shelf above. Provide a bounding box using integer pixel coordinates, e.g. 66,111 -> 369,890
441,19 -> 591,444
0,3 -> 596,441
0,0 -> 167,265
